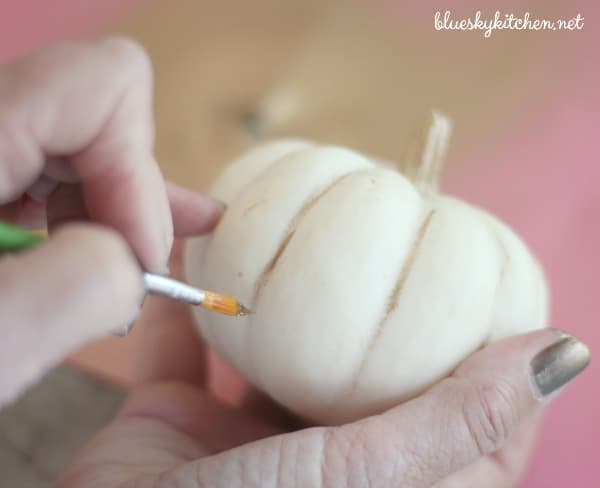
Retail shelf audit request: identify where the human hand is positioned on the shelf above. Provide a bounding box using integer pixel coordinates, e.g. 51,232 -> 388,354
58,244 -> 590,488
0,38 -> 223,406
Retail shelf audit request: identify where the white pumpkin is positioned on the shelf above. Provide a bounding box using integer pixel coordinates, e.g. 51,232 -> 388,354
185,121 -> 548,425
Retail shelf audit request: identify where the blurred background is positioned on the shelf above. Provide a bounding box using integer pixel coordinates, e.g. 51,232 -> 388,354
0,0 -> 597,485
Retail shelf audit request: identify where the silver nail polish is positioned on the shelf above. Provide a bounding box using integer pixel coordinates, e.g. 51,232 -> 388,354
530,335 -> 591,399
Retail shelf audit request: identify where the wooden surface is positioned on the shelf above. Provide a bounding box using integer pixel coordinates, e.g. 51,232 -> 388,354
111,0 -> 563,188
0,366 -> 125,487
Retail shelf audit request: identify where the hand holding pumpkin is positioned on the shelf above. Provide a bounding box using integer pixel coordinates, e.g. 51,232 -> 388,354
58,243 -> 589,488
0,36 -> 589,487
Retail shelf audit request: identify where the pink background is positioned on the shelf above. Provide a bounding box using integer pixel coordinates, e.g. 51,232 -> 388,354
1,0 -> 598,486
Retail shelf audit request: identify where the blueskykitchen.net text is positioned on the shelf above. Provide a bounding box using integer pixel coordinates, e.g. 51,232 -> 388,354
434,11 -> 584,38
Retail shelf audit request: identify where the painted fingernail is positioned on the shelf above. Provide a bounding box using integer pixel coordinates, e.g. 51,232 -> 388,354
530,335 -> 591,399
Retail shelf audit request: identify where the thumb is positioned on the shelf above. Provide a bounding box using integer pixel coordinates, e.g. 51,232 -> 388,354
168,328 -> 590,488
386,328 -> 590,486
0,223 -> 144,406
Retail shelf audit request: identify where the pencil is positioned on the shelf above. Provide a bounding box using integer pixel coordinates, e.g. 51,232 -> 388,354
0,220 -> 249,317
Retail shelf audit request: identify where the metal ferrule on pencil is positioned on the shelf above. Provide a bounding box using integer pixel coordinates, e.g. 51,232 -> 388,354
143,272 -> 206,305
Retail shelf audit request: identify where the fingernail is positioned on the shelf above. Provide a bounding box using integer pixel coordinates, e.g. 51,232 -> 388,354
213,198 -> 227,211
26,176 -> 59,202
111,320 -> 136,337
530,334 -> 591,399
111,297 -> 145,337
552,329 -> 572,339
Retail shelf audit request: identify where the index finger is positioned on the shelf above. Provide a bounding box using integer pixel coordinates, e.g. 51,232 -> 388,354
0,37 -> 172,272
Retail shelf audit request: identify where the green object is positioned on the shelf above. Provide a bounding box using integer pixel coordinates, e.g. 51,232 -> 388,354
0,221 -> 45,252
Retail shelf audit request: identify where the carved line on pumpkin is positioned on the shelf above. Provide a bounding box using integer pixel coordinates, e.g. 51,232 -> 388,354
243,199 -> 268,216
345,208 -> 436,400
251,171 -> 356,307
387,210 -> 436,315
196,144 -> 319,371
484,220 -> 510,343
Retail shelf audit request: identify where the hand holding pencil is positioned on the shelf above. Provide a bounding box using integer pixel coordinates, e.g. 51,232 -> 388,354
0,38 -> 224,407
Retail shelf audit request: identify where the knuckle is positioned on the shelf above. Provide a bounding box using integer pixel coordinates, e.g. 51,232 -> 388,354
323,420 -> 389,488
461,378 -> 519,455
100,36 -> 152,78
320,427 -> 357,488
0,120 -> 40,200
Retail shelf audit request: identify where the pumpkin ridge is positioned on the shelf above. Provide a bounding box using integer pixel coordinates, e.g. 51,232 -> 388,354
212,141 -> 315,205
246,170 -> 361,383
486,224 -> 510,341
344,207 -> 436,403
200,144 -> 321,371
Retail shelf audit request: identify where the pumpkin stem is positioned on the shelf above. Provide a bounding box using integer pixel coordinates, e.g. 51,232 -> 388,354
401,111 -> 452,195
